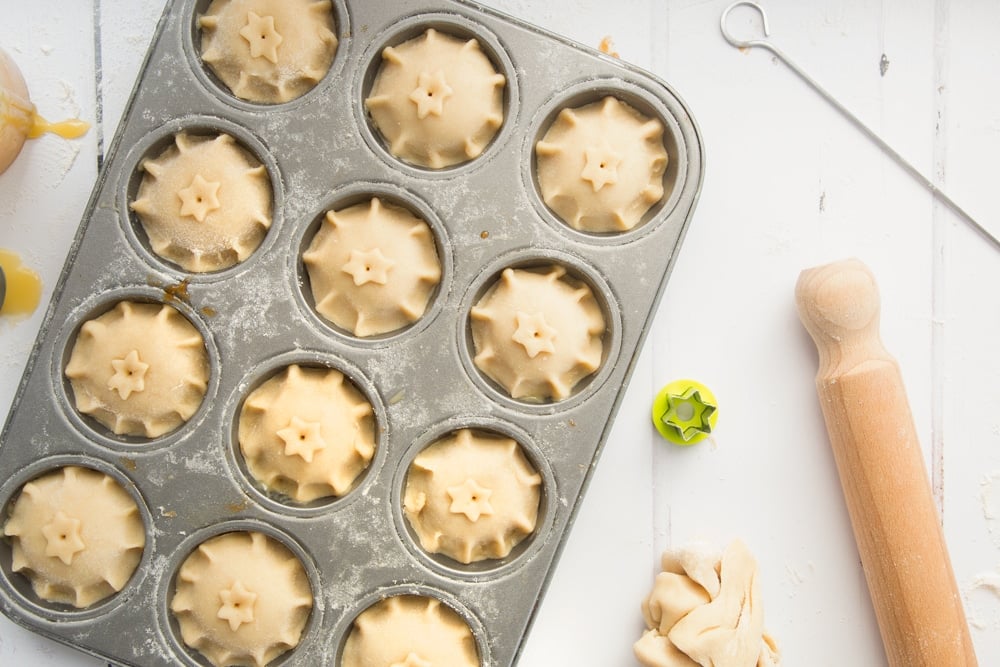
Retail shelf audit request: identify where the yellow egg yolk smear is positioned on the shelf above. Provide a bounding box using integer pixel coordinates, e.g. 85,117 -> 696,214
0,249 -> 42,316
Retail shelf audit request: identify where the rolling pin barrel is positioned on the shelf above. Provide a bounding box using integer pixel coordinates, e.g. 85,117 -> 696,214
795,259 -> 976,667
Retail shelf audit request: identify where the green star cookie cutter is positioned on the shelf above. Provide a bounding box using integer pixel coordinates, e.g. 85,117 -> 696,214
651,379 -> 718,446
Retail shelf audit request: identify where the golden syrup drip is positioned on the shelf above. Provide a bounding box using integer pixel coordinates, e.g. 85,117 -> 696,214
27,115 -> 89,140
162,279 -> 191,304
1,88 -> 89,141
0,248 -> 42,317
598,36 -> 620,58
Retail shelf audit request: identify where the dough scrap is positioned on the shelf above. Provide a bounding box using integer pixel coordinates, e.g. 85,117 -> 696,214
470,265 -> 605,401
634,540 -> 781,667
238,364 -> 376,502
65,301 -> 210,438
303,197 -> 442,337
536,96 -> 668,232
403,429 -> 542,564
198,0 -> 338,103
2,466 -> 145,608
171,531 -> 313,667
130,132 -> 272,272
366,28 -> 505,168
342,595 -> 479,667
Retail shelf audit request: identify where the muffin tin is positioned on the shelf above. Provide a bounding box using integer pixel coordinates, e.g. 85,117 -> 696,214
0,0 -> 703,665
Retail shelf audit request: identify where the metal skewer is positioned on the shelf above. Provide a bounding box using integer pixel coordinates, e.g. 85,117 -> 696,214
720,1 -> 1000,253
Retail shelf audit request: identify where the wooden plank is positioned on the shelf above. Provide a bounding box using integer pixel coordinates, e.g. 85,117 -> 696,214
477,1 -> 658,664
939,1 -> 1000,664
0,3 -> 103,665
97,0 -> 167,152
2,0 -> 998,665
650,1 -> 943,665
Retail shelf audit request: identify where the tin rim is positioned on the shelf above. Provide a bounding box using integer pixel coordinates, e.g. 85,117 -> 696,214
117,115 -> 285,283
353,11 -> 520,180
332,583 -> 491,667
522,77 -> 689,245
290,180 -> 454,348
155,519 -> 324,667
0,456 -> 154,623
223,349 -> 390,518
182,0 -> 352,113
456,248 -> 624,415
389,416 -> 557,582
50,287 -> 221,452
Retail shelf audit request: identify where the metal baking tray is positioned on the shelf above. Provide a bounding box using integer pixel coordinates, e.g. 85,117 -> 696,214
0,0 -> 703,664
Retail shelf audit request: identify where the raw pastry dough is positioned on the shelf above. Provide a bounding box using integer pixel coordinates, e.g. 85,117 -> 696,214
365,28 -> 505,168
2,466 -> 145,608
198,0 -> 338,103
171,531 -> 313,667
65,301 -> 210,438
536,96 -> 668,232
470,265 -> 605,401
130,132 -> 272,272
403,429 -> 541,564
238,364 -> 376,502
634,540 -> 781,667
303,197 -> 442,337
341,595 -> 479,667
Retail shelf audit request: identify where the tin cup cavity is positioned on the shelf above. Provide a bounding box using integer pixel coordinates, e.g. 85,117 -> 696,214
390,417 -> 555,581
225,350 -> 388,517
458,250 -> 622,413
293,182 -> 453,346
120,116 -> 284,281
333,583 -> 491,667
52,287 -> 220,451
525,79 -> 687,243
0,456 -> 153,621
356,12 -> 519,178
158,519 -> 323,667
184,0 -> 350,112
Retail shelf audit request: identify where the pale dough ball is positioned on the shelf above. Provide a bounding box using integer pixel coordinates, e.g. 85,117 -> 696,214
0,49 -> 31,175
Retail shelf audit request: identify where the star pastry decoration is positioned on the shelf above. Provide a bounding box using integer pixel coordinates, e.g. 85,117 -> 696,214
580,145 -> 622,192
408,70 -> 454,119
41,511 -> 86,565
391,653 -> 433,667
660,386 -> 717,443
177,173 -> 222,222
446,478 -> 494,522
239,11 -> 283,64
277,415 -> 327,463
511,311 -> 557,358
217,580 -> 258,632
107,349 -> 150,400
342,247 -> 396,286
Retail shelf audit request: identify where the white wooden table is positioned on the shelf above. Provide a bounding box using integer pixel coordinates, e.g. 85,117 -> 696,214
2,1 -> 999,665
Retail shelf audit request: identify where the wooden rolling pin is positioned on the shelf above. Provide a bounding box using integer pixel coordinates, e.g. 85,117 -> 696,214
795,259 -> 976,667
